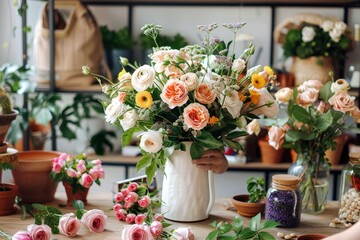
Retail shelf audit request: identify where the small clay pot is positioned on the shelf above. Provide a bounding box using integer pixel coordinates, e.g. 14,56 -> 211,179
297,234 -> 328,240
0,183 -> 18,216
258,139 -> 284,164
232,194 -> 265,217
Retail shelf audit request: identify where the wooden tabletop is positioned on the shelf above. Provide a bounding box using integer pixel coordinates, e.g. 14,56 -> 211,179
0,191 -> 346,239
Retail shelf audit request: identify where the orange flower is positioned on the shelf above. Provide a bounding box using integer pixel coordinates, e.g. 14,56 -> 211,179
208,116 -> 220,125
238,92 -> 247,102
251,74 -> 266,89
250,90 -> 260,104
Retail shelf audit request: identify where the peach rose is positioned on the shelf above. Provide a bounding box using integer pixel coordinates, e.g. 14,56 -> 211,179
27,224 -> 51,240
172,227 -> 195,240
58,213 -> 81,237
180,72 -> 198,91
183,103 -> 210,131
298,79 -> 323,92
296,88 -> 319,106
195,83 -> 216,105
268,125 -> 285,150
275,87 -> 293,103
352,107 -> 360,123
328,93 -> 356,113
81,209 -> 107,233
122,224 -> 154,240
131,65 -> 155,92
160,79 -> 189,109
316,101 -> 330,113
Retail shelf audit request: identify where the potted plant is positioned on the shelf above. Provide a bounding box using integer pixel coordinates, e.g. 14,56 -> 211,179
0,87 -> 18,153
232,177 -> 266,217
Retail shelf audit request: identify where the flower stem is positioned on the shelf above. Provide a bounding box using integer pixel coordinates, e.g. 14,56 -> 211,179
0,229 -> 12,240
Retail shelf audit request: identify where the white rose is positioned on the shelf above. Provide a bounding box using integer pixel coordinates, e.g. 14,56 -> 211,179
120,109 -> 139,131
246,119 -> 260,136
180,72 -> 198,91
220,89 -> 243,118
250,88 -> 279,118
331,78 -> 350,94
232,58 -> 246,72
302,26 -> 316,42
131,65 -> 155,92
329,28 -> 342,42
139,130 -> 163,153
104,98 -> 126,124
275,87 -> 293,103
321,20 -> 334,32
334,21 -> 347,33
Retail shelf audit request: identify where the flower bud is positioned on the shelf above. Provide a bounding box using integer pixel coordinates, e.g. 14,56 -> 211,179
82,66 -> 91,75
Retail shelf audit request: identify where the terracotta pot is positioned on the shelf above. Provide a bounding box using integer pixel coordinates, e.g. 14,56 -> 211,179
325,134 -> 348,165
232,194 -> 265,217
290,149 -> 298,163
297,234 -> 328,240
11,151 -> 60,203
0,184 -> 18,216
258,139 -> 284,164
0,110 -> 18,153
15,121 -> 50,151
63,181 -> 89,206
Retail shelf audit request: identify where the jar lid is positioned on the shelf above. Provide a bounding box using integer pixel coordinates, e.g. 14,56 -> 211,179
349,152 -> 360,164
272,174 -> 300,190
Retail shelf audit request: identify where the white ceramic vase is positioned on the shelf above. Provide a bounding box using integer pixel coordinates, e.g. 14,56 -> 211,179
161,142 -> 215,222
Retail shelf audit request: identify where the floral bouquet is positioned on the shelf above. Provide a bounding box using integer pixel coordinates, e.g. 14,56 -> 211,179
264,78 -> 360,212
50,153 -> 105,193
84,22 -> 279,183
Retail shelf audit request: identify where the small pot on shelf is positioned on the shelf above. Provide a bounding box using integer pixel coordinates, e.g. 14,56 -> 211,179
231,194 -> 265,217
0,183 -> 18,216
258,138 -> 284,164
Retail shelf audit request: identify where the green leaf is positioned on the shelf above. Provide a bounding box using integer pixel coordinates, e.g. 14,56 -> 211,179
233,216 -> 243,235
190,141 -> 204,159
238,228 -> 257,239
292,105 -> 311,123
75,209 -> 83,219
32,203 -> 46,211
258,231 -> 276,240
72,200 -> 85,210
206,230 -> 219,240
34,214 -> 42,225
122,127 -> 137,146
249,213 -> 261,231
196,131 -> 223,149
224,139 -> 242,151
136,155 -> 152,172
319,81 -> 334,102
226,131 -> 248,139
260,220 -> 280,229
317,110 -> 333,132
145,160 -> 157,185
285,129 -> 303,142
349,127 -> 360,134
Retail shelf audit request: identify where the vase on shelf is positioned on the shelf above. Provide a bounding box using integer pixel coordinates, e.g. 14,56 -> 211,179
161,142 -> 215,222
63,181 -> 89,206
288,152 -> 330,213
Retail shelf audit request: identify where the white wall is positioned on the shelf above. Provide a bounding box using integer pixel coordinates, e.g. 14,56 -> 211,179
0,1 -> 358,199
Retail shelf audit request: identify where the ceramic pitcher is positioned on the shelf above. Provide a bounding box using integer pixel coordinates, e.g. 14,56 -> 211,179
161,142 -> 215,222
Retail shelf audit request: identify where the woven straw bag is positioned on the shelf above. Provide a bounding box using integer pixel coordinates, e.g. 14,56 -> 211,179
33,0 -> 104,88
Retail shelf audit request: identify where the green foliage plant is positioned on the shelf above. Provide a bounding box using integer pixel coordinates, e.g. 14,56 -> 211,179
100,26 -> 136,50
247,177 -> 266,203
206,213 -> 279,240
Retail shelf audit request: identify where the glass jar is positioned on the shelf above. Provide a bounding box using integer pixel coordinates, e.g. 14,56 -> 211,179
339,152 -> 360,223
265,174 -> 301,227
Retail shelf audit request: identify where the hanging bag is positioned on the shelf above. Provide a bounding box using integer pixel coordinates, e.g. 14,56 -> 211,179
33,0 -> 104,88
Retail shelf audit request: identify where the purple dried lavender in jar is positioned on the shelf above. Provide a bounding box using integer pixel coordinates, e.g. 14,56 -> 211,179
265,174 -> 301,227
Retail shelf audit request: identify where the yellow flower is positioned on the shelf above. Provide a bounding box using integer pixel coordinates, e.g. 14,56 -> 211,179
136,91 -> 153,108
264,66 -> 274,76
208,116 -> 220,125
117,69 -> 127,80
251,74 -> 266,89
249,90 -> 260,104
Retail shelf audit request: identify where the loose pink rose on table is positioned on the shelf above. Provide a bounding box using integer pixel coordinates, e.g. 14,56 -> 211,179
150,221 -> 163,238
172,226 -> 195,240
135,214 -> 147,224
126,213 -> 137,224
11,230 -> 32,240
27,224 -> 51,240
81,209 -> 108,233
138,196 -> 151,208
58,213 -> 81,237
128,182 -> 139,192
122,224 -> 154,240
125,192 -> 138,203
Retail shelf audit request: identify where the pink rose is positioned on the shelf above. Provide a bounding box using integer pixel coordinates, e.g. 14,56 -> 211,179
81,209 -> 108,233
66,168 -> 77,178
122,224 -> 154,240
352,107 -> 360,123
115,209 -> 127,221
58,213 -> 81,237
126,213 -> 136,224
183,103 -> 210,130
160,79 -> 189,109
121,188 -> 130,196
52,163 -> 62,173
115,192 -> 125,203
316,101 -> 330,113
79,173 -> 93,188
76,160 -> 86,173
328,93 -> 356,113
150,221 -> 163,238
125,192 -> 138,203
27,224 -> 51,240
138,196 -> 151,208
135,214 -> 147,224
117,92 -> 127,103
296,88 -> 319,106
91,159 -> 102,166
124,202 -> 134,210
12,231 -> 31,240
127,182 -> 139,192
195,83 -> 216,105
172,227 -> 195,240
300,79 -> 323,91
268,126 -> 285,150
153,213 -> 164,222
113,203 -> 123,212
89,168 -> 100,180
